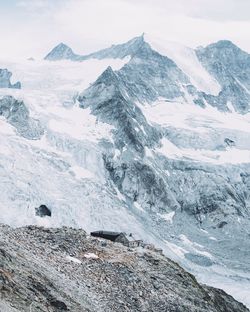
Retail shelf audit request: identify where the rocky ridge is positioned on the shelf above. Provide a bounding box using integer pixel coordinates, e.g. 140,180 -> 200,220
0,225 -> 249,312
0,96 -> 44,139
0,69 -> 21,89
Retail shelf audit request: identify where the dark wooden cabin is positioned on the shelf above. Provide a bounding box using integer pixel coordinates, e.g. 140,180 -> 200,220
90,231 -> 143,248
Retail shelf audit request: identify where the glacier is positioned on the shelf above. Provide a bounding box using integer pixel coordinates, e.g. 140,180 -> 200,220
0,35 -> 250,308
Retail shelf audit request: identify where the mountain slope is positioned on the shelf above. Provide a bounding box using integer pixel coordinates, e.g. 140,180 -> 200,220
44,43 -> 78,61
196,40 -> 250,113
46,34 -> 250,114
1,225 -> 249,312
1,35 -> 250,308
45,35 -> 145,61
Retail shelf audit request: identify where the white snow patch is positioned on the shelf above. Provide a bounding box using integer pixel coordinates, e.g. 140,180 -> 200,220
49,106 -> 113,143
66,255 -> 82,264
209,237 -> 217,241
145,147 -> 154,158
115,188 -> 126,202
70,166 -> 94,180
158,137 -> 250,165
164,240 -> 187,259
84,253 -> 99,259
158,211 -> 175,224
200,229 -> 209,234
179,234 -> 213,259
134,202 -> 145,212
140,99 -> 250,134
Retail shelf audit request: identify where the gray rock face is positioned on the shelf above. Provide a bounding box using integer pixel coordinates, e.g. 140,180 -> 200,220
76,37 -> 250,224
79,66 -> 161,154
0,69 -> 21,89
44,35 -> 146,61
44,43 -> 77,61
84,35 -> 146,60
77,50 -> 250,225
196,41 -> 250,113
0,225 -> 248,312
47,35 -> 250,113
0,96 -> 43,139
197,41 -> 250,89
117,40 -> 190,102
2,36 -> 250,308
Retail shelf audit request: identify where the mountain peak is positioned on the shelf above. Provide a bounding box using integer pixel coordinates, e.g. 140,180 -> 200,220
44,34 -> 148,62
44,42 -> 76,61
56,42 -> 70,49
199,40 -> 240,52
83,34 -> 146,60
95,66 -> 120,87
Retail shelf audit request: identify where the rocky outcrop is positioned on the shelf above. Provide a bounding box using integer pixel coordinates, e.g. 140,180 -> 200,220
35,205 -> 51,217
44,35 -> 146,61
0,225 -> 248,312
0,69 -> 21,89
196,41 -> 250,113
44,43 -> 79,61
0,96 -> 44,139
78,66 -> 161,154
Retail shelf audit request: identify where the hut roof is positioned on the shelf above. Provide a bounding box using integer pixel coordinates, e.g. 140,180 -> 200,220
90,231 -> 125,242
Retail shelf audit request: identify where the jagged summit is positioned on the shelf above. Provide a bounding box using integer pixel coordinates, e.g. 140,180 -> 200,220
44,34 -> 147,61
196,39 -> 243,52
95,66 -> 119,84
85,34 -> 145,60
196,38 -> 250,112
44,42 -> 77,61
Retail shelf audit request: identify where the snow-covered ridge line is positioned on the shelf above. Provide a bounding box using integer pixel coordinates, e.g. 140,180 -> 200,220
44,34 -> 222,96
143,34 -> 221,96
1,34 -> 250,309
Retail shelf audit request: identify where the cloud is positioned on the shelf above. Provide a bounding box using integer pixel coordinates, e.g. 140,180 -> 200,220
123,0 -> 250,22
53,0 -> 250,53
185,0 -> 250,22
0,0 -> 249,59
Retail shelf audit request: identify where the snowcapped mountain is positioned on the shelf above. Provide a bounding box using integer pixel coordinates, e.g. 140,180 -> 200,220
45,35 -> 145,61
44,43 -> 77,61
1,34 -> 250,308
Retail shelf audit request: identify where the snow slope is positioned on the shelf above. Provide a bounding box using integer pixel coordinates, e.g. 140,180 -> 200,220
144,34 -> 221,95
0,39 -> 250,308
138,99 -> 250,164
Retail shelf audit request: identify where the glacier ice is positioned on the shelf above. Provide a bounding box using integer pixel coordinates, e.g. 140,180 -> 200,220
0,36 -> 250,308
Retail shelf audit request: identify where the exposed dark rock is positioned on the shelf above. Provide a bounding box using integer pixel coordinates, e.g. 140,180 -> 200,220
218,221 -> 228,228
49,299 -> 68,310
78,66 -> 161,154
35,205 -> 51,217
0,225 -> 248,312
224,138 -> 235,147
196,41 -> 250,113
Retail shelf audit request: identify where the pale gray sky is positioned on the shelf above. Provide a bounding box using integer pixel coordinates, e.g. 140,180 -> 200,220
0,0 -> 250,59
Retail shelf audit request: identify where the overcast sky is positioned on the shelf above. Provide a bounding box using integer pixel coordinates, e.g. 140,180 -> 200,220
1,0 -> 250,59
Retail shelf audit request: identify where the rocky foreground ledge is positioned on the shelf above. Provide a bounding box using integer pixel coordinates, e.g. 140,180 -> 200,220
0,225 -> 248,312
